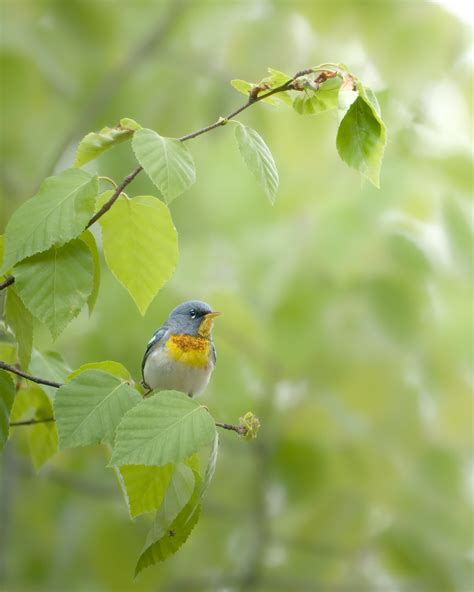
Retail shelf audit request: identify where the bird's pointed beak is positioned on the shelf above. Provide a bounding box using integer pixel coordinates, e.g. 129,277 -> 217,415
198,311 -> 221,337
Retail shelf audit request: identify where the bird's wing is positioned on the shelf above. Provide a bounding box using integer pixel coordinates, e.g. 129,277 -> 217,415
211,342 -> 217,366
141,325 -> 169,385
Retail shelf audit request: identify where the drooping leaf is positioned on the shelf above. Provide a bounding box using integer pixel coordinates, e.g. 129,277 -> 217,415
1,168 -> 98,271
4,285 -> 33,370
74,118 -> 141,167
132,128 -> 196,203
11,385 -> 58,470
54,370 -> 141,449
29,350 -> 70,402
111,391 -> 216,467
235,123 -> 279,204
135,464 -> 201,576
201,432 -> 219,497
99,192 -> 178,315
14,239 -> 94,339
293,77 -> 341,115
336,93 -> 387,187
0,369 -> 15,452
68,361 -> 132,383
80,230 -> 101,315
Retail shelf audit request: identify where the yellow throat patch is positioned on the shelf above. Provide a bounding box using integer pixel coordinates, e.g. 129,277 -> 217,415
165,335 -> 211,369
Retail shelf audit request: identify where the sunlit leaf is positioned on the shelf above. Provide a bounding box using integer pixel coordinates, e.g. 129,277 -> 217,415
1,169 -> 98,271
68,361 -> 132,383
99,192 -> 178,315
119,464 -> 174,518
11,385 -> 58,470
54,370 -> 141,449
234,123 -> 279,203
0,369 -> 15,451
74,118 -> 141,167
110,391 -> 216,467
293,78 -> 341,115
4,285 -> 33,370
132,128 -> 196,203
14,240 -> 94,339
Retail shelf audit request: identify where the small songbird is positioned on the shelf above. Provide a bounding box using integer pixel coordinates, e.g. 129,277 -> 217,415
141,300 -> 221,397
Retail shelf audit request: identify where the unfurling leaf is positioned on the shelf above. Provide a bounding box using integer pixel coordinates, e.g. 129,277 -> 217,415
235,123 -> 279,204
132,128 -> 196,203
240,411 -> 261,441
110,391 -> 216,467
1,168 -> 98,271
293,77 -> 341,115
99,192 -> 178,315
14,240 -> 94,339
0,370 -> 15,452
4,285 -> 33,370
336,91 -> 387,187
74,118 -> 141,167
54,370 -> 141,449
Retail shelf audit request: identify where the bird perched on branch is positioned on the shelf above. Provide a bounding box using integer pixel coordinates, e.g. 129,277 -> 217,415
141,300 -> 220,397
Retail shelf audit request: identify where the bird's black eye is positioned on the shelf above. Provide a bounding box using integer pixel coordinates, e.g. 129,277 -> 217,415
189,309 -> 197,319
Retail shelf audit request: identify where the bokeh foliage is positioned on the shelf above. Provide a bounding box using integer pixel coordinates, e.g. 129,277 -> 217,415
0,1 -> 472,591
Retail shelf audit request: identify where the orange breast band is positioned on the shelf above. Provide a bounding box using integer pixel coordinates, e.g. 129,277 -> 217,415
165,335 -> 211,369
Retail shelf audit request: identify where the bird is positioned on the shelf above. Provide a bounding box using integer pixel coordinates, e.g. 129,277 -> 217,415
141,300 -> 221,397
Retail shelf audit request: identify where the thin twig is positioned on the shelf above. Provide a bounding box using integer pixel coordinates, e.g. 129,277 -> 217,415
0,361 -> 62,389
9,417 -> 55,427
215,421 -> 247,436
0,276 -> 14,290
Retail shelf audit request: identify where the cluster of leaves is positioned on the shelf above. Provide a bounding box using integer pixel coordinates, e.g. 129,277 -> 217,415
0,64 -> 386,574
233,64 -> 387,187
0,355 -> 219,575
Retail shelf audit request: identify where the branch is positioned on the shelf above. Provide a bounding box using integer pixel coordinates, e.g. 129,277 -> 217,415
0,66 -> 324,294
0,361 -> 62,389
215,421 -> 247,436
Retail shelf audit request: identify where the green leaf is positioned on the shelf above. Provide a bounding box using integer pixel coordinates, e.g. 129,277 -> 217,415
68,361 -> 132,383
4,285 -> 33,370
265,67 -> 292,86
29,350 -> 70,402
14,239 -> 94,339
336,94 -> 387,187
119,464 -> 174,518
293,77 -> 341,115
80,230 -> 100,315
54,370 -> 141,449
110,391 -> 216,467
132,128 -> 196,203
235,123 -> 279,204
0,369 -> 15,452
135,463 -> 201,576
99,193 -> 178,315
1,168 -> 98,271
74,118 -> 141,167
11,385 -> 58,470
230,79 -> 253,96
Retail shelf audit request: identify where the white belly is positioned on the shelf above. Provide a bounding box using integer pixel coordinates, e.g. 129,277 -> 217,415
143,347 -> 214,397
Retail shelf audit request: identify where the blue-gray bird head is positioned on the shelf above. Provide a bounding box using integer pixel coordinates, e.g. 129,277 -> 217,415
167,300 -> 221,338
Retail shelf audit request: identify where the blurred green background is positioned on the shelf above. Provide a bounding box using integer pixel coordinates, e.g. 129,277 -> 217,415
0,1 -> 472,590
